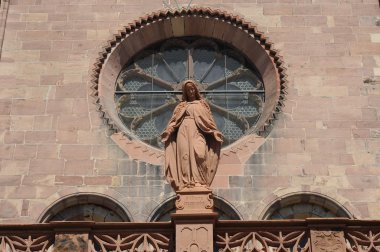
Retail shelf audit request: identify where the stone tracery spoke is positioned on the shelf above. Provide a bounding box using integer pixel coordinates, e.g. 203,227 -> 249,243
115,37 -> 265,149
129,99 -> 178,130
206,67 -> 250,90
187,48 -> 194,79
199,57 -> 217,82
156,53 -> 183,83
120,67 -> 176,91
208,102 -> 250,131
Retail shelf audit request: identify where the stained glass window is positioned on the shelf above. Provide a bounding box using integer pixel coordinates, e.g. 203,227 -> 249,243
115,37 -> 264,149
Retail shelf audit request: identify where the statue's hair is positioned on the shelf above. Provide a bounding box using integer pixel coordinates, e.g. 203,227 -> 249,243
182,80 -> 202,101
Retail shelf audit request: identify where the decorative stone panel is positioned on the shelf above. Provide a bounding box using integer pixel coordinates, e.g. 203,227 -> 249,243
310,230 -> 346,252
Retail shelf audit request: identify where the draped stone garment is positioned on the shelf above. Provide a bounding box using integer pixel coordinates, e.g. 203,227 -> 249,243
162,100 -> 222,190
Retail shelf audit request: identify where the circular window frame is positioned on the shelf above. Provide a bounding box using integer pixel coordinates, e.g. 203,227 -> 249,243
91,8 -> 287,164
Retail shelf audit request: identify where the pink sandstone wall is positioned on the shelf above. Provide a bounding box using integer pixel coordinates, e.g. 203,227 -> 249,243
0,0 -> 379,222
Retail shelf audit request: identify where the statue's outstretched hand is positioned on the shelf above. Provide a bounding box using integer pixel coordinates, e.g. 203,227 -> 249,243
161,128 -> 173,142
214,131 -> 223,142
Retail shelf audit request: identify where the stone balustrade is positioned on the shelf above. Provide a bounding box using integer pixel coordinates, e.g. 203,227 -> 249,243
0,218 -> 380,251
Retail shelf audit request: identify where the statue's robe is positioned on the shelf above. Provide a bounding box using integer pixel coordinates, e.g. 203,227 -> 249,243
162,100 -> 222,190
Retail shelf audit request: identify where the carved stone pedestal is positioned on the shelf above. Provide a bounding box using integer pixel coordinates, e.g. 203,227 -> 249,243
172,187 -> 218,252
175,187 -> 214,214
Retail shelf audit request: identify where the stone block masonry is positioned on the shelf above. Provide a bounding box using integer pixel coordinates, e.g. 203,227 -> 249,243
0,0 -> 379,223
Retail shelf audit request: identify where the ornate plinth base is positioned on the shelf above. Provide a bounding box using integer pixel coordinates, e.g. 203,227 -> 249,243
175,187 -> 214,214
173,187 -> 218,252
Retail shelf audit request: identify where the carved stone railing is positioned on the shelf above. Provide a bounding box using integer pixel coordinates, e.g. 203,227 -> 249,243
216,218 -> 380,252
216,223 -> 310,252
0,224 -> 55,252
89,222 -> 173,252
0,221 -> 174,252
0,219 -> 380,251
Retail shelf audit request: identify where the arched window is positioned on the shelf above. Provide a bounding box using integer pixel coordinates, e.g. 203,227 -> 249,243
39,194 -> 132,223
262,193 -> 352,220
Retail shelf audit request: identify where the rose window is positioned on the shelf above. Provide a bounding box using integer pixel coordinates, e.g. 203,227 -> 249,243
115,38 -> 264,149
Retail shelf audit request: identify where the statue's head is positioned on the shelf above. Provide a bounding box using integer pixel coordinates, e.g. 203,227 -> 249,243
182,80 -> 201,102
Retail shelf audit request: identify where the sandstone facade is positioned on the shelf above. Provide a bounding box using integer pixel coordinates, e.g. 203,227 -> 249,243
0,0 -> 379,223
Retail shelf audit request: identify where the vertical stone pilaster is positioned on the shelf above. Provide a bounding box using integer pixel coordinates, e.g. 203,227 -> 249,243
172,213 -> 218,252
172,188 -> 218,252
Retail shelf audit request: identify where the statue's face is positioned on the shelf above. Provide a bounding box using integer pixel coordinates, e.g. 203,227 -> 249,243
186,84 -> 196,101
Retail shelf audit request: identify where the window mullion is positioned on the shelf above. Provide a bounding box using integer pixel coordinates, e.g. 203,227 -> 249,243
187,48 -> 194,80
149,53 -> 154,145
